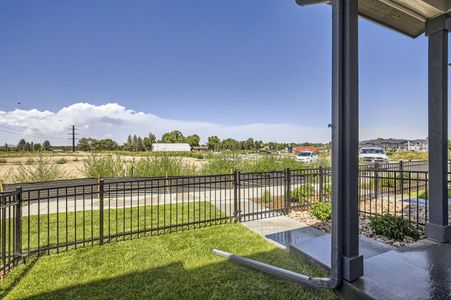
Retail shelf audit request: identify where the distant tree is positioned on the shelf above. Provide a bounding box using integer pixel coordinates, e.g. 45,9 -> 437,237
161,130 -> 185,143
42,140 -> 51,151
207,136 -> 221,151
136,137 -> 145,151
186,134 -> 200,147
99,139 -> 118,151
221,138 -> 240,151
33,143 -> 42,152
143,132 -> 156,151
17,139 -> 27,151
78,138 -> 91,151
244,138 -> 254,150
254,140 -> 264,150
124,135 -> 134,151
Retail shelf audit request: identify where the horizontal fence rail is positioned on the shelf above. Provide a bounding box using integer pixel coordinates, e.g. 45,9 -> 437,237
2,160 -> 450,276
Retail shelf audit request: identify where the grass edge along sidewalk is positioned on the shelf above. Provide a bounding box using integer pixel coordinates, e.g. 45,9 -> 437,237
0,223 -> 335,300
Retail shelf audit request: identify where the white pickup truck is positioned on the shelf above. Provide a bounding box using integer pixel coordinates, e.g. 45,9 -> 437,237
359,147 -> 389,164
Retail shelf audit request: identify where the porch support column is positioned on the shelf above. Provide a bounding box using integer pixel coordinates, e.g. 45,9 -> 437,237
332,0 -> 363,280
425,14 -> 451,243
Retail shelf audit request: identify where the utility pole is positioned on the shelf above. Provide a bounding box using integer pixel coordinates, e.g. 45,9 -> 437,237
72,125 -> 75,152
68,125 -> 79,152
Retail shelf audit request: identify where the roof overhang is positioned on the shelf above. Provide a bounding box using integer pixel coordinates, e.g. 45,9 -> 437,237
296,0 -> 451,38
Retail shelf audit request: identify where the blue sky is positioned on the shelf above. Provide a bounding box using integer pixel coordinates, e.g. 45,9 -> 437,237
0,0 -> 439,144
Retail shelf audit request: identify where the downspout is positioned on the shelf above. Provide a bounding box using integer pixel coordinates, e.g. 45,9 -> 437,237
213,0 -> 350,290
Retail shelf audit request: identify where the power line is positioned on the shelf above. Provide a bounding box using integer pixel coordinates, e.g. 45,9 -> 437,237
0,125 -> 68,142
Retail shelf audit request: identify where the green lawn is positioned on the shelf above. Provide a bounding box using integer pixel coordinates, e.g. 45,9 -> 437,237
0,223 -> 335,300
406,189 -> 451,199
17,201 -> 225,253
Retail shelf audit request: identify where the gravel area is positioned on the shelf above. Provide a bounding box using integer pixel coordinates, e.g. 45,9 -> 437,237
288,207 -> 425,248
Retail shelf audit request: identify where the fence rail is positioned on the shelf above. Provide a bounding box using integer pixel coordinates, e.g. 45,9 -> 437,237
1,161 -> 449,276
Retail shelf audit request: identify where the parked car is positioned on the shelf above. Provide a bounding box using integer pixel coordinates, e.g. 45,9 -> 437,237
296,151 -> 318,163
359,147 -> 389,164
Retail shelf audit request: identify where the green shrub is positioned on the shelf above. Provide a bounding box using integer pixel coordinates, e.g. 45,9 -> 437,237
322,184 -> 332,200
202,155 -> 243,175
369,214 -> 420,240
129,156 -> 197,177
244,155 -> 303,173
12,155 -> 66,183
192,152 -> 207,159
290,185 -> 315,203
0,158 -> 6,164
25,158 -> 34,165
55,158 -> 67,164
82,154 -> 125,178
310,202 -> 332,221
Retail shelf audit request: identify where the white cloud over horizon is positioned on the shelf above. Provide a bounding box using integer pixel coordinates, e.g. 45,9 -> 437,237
0,102 -> 427,145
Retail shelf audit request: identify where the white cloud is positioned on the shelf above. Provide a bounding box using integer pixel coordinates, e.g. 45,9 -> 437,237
0,102 -> 429,145
0,102 -> 332,145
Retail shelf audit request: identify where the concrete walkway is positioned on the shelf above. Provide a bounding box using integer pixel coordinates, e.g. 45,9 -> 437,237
242,216 -> 307,248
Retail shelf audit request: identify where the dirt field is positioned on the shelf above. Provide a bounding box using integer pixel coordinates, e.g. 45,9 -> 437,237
0,152 -> 207,184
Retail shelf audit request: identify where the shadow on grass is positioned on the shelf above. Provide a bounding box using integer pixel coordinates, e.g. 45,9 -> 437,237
5,249 -> 334,300
0,256 -> 39,299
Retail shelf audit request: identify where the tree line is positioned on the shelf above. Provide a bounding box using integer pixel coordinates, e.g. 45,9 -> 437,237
1,139 -> 52,152
1,130 -> 323,152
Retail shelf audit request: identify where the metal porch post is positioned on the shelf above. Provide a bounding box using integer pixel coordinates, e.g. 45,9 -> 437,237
332,0 -> 363,281
425,15 -> 451,243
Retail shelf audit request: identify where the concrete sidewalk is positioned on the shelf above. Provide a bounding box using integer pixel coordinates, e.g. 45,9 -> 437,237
242,216 -> 307,248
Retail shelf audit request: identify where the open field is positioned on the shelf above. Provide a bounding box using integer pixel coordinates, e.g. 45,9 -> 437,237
0,223 -> 334,300
0,151 -> 318,184
0,152 -> 208,184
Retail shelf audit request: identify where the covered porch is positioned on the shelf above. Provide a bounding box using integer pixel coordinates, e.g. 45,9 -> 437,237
215,0 -> 451,297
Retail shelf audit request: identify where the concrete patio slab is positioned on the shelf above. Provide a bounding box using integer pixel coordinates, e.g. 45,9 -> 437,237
265,226 -> 451,300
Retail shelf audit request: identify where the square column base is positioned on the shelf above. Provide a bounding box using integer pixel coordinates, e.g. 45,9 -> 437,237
343,255 -> 364,282
425,223 -> 451,243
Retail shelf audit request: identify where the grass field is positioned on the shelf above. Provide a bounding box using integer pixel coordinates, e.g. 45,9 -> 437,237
0,223 -> 335,300
10,202 -> 226,254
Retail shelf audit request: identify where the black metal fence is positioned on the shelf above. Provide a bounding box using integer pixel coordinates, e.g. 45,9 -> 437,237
0,189 -> 22,276
0,162 -> 445,275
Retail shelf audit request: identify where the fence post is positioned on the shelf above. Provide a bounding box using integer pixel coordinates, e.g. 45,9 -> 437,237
285,168 -> 291,213
319,166 -> 324,202
15,187 -> 22,262
99,178 -> 104,245
399,160 -> 404,195
233,171 -> 240,222
374,163 -> 379,200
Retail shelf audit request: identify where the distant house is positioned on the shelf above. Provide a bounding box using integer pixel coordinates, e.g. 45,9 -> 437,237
151,143 -> 191,152
294,146 -> 319,154
359,138 -> 428,152
192,145 -> 208,152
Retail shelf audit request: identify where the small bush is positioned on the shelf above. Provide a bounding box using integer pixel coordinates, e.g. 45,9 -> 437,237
25,158 -> 34,165
130,156 -> 197,177
310,202 -> 332,221
0,158 -> 6,164
55,158 -> 67,164
322,184 -> 332,200
202,155 -> 243,175
12,155 -> 66,183
82,154 -> 125,178
290,185 -> 314,203
369,214 -> 420,240
192,152 -> 207,159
